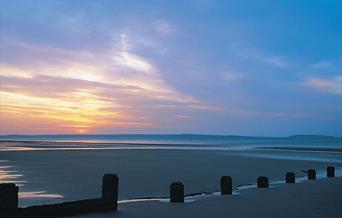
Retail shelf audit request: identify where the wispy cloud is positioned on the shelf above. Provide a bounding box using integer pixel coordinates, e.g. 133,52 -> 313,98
175,114 -> 192,119
221,70 -> 244,82
233,47 -> 289,67
303,76 -> 342,95
112,51 -> 156,75
152,19 -> 172,35
0,36 -> 217,133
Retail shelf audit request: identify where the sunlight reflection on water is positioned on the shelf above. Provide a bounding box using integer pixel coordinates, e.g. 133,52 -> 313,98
0,145 -> 252,152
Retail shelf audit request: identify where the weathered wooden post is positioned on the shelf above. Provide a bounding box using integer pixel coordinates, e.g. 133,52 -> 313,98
327,166 -> 335,178
220,176 -> 232,195
0,183 -> 18,213
170,182 -> 184,203
257,176 -> 269,188
285,172 -> 295,183
102,174 -> 119,210
307,169 -> 316,180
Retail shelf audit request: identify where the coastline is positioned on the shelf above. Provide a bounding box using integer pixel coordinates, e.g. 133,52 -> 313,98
1,140 -> 342,152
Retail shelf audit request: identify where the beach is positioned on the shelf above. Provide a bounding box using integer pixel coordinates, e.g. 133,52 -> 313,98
0,138 -> 342,217
75,177 -> 342,218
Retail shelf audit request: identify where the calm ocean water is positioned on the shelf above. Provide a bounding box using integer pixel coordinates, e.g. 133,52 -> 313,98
1,134 -> 341,148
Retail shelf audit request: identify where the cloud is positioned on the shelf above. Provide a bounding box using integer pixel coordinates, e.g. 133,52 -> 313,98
112,51 -> 156,75
152,19 -> 172,35
115,34 -> 132,52
0,36 -> 219,133
111,33 -> 157,76
263,56 -> 288,67
303,76 -> 342,95
233,47 -> 289,67
221,70 -> 244,82
175,115 -> 192,119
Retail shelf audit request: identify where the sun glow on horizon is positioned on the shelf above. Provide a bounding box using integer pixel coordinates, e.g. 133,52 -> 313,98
0,33 -> 210,134
0,88 -> 138,133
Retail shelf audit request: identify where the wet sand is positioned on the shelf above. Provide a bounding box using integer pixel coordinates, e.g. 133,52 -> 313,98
76,177 -> 342,218
1,145 -> 341,207
1,140 -> 342,217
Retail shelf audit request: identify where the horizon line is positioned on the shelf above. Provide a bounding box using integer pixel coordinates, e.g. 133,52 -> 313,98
0,133 -> 341,138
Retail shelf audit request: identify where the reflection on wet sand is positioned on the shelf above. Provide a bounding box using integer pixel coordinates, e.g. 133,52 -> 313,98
0,160 -> 64,206
19,191 -> 63,199
0,164 -> 25,185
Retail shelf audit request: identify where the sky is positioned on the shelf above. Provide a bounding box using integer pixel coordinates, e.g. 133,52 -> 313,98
0,0 -> 341,136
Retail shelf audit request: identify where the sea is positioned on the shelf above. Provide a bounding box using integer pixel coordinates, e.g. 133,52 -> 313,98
1,134 -> 341,147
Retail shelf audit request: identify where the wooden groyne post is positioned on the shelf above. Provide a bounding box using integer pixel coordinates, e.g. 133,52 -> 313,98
102,174 -> 119,210
1,174 -> 119,217
257,176 -> 269,188
0,183 -> 18,213
170,182 -> 184,203
220,176 -> 232,195
285,172 -> 295,183
307,169 -> 316,180
327,166 -> 335,178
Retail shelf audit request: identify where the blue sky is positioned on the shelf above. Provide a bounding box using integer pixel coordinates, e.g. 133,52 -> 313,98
0,0 -> 341,136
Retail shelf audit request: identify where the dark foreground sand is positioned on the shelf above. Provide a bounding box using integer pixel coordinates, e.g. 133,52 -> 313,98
76,177 -> 342,218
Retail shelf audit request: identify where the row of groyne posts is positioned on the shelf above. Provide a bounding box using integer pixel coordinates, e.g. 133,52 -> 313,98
0,166 -> 336,217
171,166 -> 335,202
